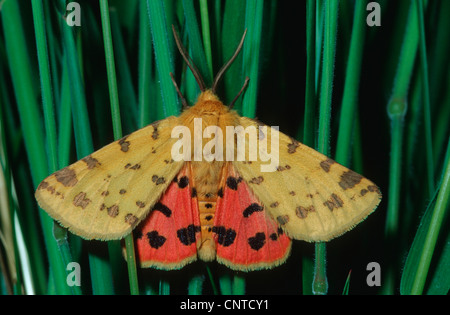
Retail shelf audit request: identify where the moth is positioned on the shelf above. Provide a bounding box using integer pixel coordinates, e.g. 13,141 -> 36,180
35,27 -> 381,271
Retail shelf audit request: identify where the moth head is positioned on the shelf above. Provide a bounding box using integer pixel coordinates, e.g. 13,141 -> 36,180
187,90 -> 230,118
171,25 -> 248,110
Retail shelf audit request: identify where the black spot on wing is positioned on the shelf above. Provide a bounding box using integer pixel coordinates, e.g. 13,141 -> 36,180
226,176 -> 242,190
147,231 -> 166,249
118,136 -> 130,152
177,224 -> 200,246
152,175 -> 166,185
135,230 -> 143,239
242,203 -> 264,217
248,232 -> 266,251
152,202 -> 172,217
339,170 -> 363,190
177,176 -> 189,189
212,226 -> 236,247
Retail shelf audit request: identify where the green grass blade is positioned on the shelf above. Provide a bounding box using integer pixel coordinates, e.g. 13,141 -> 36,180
32,0 -> 82,295
43,0 -> 61,110
205,265 -> 218,295
302,256 -> 314,295
138,0 -> 153,128
100,0 -> 122,139
400,184 -> 437,295
2,0 -> 72,295
187,274 -> 205,295
31,0 -> 58,174
302,0 -> 316,147
342,270 -> 352,295
0,91 -> 21,295
432,77 -> 450,166
315,0 -> 324,92
221,0 -> 246,105
159,278 -> 170,295
109,8 -> 138,133
147,0 -> 180,116
199,0 -> 213,78
52,222 -> 81,295
219,273 -> 232,295
212,0 -> 222,58
58,61 -> 73,168
314,0 -> 340,296
182,0 -> 212,87
57,0 -> 115,294
107,20 -> 132,121
240,0 -> 264,119
317,0 -> 339,158
401,138 -> 450,294
301,0 -> 316,294
383,0 -> 420,295
425,229 -> 450,295
312,243 -> 328,295
123,235 -> 139,294
384,99 -> 405,294
58,3 -> 93,157
232,274 -> 246,295
2,0 -> 47,188
409,138 -> 450,295
99,0 -> 139,295
335,0 -> 367,167
416,0 -> 434,197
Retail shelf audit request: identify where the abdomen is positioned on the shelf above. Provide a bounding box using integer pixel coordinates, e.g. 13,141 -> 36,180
190,161 -> 224,261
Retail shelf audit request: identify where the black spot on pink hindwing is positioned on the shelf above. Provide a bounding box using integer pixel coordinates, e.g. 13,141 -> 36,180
152,202 -> 172,217
147,231 -> 166,249
212,226 -> 236,247
177,224 -> 201,246
135,230 -> 143,239
226,176 -> 242,190
177,176 -> 189,189
248,232 -> 266,251
242,203 -> 264,217
269,227 -> 285,241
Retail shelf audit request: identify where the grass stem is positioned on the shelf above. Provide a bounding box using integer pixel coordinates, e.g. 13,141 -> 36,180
314,0 -> 340,295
